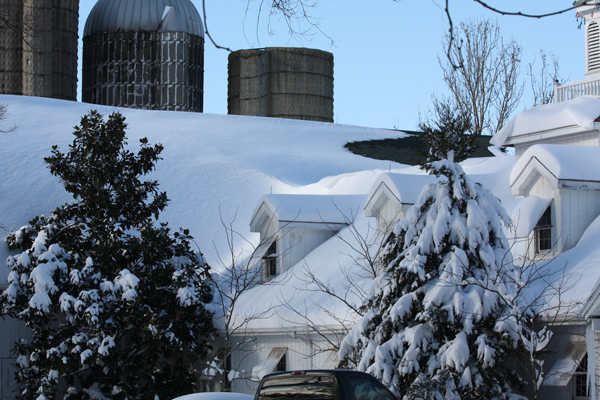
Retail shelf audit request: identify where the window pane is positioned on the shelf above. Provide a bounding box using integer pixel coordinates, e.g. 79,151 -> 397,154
575,373 -> 588,397
275,353 -> 286,372
539,206 -> 551,226
538,228 -> 551,251
258,375 -> 336,400
268,258 -> 277,276
348,375 -> 396,400
574,353 -> 588,397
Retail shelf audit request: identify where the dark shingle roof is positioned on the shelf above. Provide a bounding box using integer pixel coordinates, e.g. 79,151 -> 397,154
344,132 -> 497,166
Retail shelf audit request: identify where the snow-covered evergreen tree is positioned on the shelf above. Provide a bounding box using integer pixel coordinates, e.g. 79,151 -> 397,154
1,111 -> 214,400
340,152 -> 524,399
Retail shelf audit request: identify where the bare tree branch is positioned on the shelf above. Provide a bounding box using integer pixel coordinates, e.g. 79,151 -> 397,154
472,1 -> 577,19
202,0 -> 233,52
439,19 -> 524,137
528,49 -> 568,106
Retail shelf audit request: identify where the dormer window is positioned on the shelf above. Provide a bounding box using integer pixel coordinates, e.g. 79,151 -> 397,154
263,241 -> 277,278
275,352 -> 286,372
535,205 -> 552,253
574,353 -> 589,398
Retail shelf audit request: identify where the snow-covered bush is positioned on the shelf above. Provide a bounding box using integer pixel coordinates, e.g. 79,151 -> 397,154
1,111 -> 214,400
339,152 -> 527,399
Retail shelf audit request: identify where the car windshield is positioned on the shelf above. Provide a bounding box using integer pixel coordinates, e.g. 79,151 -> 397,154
347,375 -> 396,400
257,375 -> 337,400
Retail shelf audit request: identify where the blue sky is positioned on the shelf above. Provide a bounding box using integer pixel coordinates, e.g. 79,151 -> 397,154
77,0 -> 584,131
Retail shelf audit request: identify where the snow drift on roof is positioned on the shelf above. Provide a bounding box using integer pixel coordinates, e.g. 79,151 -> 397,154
527,213 -> 600,316
491,96 -> 600,146
510,144 -> 600,187
0,94 -> 399,281
365,173 -> 439,207
258,194 -> 367,224
510,196 -> 551,239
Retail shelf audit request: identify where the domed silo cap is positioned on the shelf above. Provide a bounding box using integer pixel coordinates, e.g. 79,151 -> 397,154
84,0 -> 204,37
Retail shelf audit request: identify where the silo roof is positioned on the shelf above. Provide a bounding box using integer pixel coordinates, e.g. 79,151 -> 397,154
84,0 -> 204,37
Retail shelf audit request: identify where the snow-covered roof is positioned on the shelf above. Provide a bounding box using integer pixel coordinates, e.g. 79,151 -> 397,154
510,196 -> 552,239
364,173 -> 439,217
510,144 -> 600,195
0,94 -> 400,282
3,94 -> 600,337
527,213 -> 600,317
491,96 -> 600,146
250,194 -> 366,232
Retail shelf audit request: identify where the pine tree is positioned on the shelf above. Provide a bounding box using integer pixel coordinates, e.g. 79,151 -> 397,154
418,99 -> 476,168
1,111 -> 214,400
339,153 -> 524,399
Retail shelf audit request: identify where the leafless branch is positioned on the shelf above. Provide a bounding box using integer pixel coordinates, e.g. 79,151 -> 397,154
202,0 -> 233,52
528,49 -> 568,106
246,0 -> 333,47
472,1 -> 576,19
205,205 -> 302,389
0,103 -> 16,135
440,19 -> 523,137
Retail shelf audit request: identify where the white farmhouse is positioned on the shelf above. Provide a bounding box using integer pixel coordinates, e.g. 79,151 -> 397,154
224,1 -> 600,396
226,193 -> 373,394
485,1 -> 600,394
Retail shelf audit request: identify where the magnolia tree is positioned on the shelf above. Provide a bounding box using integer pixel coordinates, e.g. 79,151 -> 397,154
339,152 -> 538,399
1,111 -> 214,400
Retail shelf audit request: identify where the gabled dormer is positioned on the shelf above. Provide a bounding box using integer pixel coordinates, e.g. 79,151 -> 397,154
249,194 -> 366,281
509,144 -> 600,257
364,173 -> 439,236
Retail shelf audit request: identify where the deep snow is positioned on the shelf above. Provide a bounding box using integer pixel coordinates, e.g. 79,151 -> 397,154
2,95 -> 600,331
0,95 -> 398,280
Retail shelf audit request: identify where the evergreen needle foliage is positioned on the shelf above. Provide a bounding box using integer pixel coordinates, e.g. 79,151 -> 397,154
340,154 -> 525,399
1,111 -> 214,400
418,99 -> 476,169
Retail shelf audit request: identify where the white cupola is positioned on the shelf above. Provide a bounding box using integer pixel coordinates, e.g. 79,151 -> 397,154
575,0 -> 600,76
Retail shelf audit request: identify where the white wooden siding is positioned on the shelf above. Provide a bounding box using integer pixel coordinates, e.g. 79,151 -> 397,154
515,132 -> 599,160
376,199 -> 403,235
280,228 -> 336,273
522,175 -> 600,256
230,332 -> 341,395
558,188 -> 600,252
524,174 -> 554,199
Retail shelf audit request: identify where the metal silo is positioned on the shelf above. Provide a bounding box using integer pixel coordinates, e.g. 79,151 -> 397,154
228,47 -> 334,123
83,0 -> 204,112
0,0 -> 79,100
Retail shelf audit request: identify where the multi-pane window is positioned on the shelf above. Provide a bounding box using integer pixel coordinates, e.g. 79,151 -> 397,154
574,353 -> 588,398
264,241 -> 277,277
275,352 -> 286,372
535,205 -> 552,253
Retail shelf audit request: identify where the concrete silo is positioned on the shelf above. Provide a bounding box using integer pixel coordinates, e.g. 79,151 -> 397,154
0,0 -> 79,100
228,47 -> 334,123
83,0 -> 204,112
